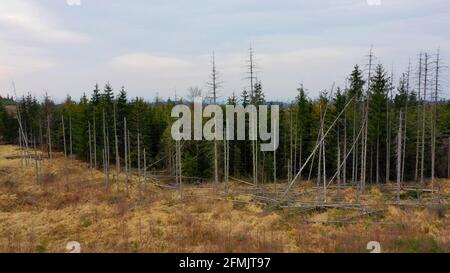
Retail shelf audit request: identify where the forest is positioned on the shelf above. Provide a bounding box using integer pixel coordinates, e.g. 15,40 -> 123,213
1,48 -> 449,190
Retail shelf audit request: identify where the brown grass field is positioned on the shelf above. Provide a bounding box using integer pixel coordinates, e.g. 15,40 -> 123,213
0,145 -> 448,253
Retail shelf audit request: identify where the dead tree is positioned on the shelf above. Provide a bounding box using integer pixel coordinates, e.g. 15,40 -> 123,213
283,96 -> 354,198
47,114 -> 52,160
420,53 -> 429,188
396,110 -> 403,204
385,78 -> 392,183
337,127 -> 341,188
88,122 -> 93,180
127,129 -> 131,188
102,110 -> 109,188
176,140 -> 182,194
113,103 -> 120,191
361,47 -> 374,191
34,136 -> 39,184
223,125 -> 229,194
39,117 -> 44,155
124,117 -> 129,195
143,148 -> 147,185
207,52 -> 220,185
69,113 -> 73,157
19,128 -> 24,169
343,90 -> 348,186
448,136 -> 450,179
431,49 -> 441,192
137,128 -> 141,195
273,117 -> 277,185
61,115 -> 68,187
289,109 -> 293,183
401,62 -> 411,184
247,46 -> 258,186
415,53 -> 423,182
93,110 -> 97,169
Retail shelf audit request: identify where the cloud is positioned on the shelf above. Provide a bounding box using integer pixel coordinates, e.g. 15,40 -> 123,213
0,0 -> 90,44
109,53 -> 191,70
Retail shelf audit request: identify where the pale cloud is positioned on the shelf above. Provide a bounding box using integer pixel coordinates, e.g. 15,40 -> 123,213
0,41 -> 56,82
0,0 -> 90,44
109,53 -> 192,71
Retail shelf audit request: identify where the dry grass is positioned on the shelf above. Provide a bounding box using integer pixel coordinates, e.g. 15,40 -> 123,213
0,145 -> 448,253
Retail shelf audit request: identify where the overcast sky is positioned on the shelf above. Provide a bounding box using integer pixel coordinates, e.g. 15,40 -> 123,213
0,0 -> 449,102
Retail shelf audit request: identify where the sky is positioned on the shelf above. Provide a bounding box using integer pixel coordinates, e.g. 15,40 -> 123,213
0,0 -> 449,102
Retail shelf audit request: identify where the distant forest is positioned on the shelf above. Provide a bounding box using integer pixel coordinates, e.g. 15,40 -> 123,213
1,49 -> 449,185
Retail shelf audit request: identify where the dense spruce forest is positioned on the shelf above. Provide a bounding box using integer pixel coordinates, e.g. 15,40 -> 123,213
1,49 -> 449,188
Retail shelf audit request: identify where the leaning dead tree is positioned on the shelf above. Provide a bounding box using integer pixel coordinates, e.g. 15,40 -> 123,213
282,96 -> 355,199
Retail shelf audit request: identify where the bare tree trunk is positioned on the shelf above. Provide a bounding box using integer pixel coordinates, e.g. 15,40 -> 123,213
176,140 -> 182,195
62,115 -> 68,188
209,52 -> 219,185
224,128 -> 229,193
143,148 -> 147,186
128,129 -> 131,187
376,121 -> 380,184
386,95 -> 391,183
448,136 -> 450,179
343,99 -> 347,186
397,110 -> 403,204
39,117 -> 43,155
352,107 -> 357,186
431,49 -> 440,193
47,114 -> 52,160
289,110 -> 293,183
93,111 -> 97,169
34,136 -> 39,184
299,135 -> 302,182
337,127 -> 341,188
137,128 -> 141,195
317,105 -> 323,187
273,118 -> 277,185
401,62 -> 411,183
69,114 -> 73,157
102,110 -> 109,188
360,101 -> 368,192
420,53 -> 429,189
294,125 -> 297,177
113,103 -> 120,192
88,122 -> 93,180
19,127 -> 24,169
124,117 -> 129,195
415,54 -> 423,182
102,148 -> 107,187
